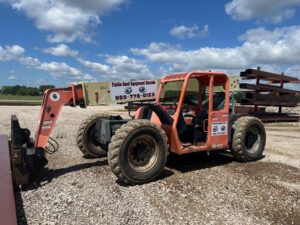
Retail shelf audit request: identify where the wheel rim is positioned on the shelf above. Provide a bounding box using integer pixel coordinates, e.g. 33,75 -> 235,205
87,122 -> 100,146
245,125 -> 261,153
127,135 -> 159,172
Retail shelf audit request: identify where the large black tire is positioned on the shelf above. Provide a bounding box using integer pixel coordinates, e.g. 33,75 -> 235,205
108,120 -> 168,184
76,113 -> 110,158
231,116 -> 266,161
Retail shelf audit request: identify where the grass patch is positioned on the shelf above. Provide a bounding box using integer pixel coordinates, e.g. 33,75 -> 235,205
0,94 -> 42,105
0,101 -> 42,106
0,94 -> 42,101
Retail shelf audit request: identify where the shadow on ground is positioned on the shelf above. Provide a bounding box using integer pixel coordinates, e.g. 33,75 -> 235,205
37,151 -> 235,186
166,150 -> 234,173
39,159 -> 108,184
14,190 -> 28,225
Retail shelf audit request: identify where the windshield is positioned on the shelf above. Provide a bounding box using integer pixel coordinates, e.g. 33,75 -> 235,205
159,80 -> 183,104
159,78 -> 199,106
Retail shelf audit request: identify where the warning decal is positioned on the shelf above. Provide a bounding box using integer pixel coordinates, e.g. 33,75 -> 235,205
211,122 -> 227,136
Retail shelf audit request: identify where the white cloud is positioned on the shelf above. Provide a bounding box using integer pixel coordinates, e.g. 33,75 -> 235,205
0,45 -> 24,61
61,0 -> 125,13
8,69 -> 18,80
82,74 -> 94,80
131,42 -> 246,72
106,55 -> 151,75
286,65 -> 300,79
77,58 -> 110,74
0,0 -> 126,43
131,26 -> 300,74
78,55 -> 153,79
20,56 -> 93,80
239,26 -> 300,64
19,56 -> 40,67
170,24 -> 209,39
8,74 -> 18,80
0,43 -> 92,81
42,44 -> 79,57
225,0 -> 300,23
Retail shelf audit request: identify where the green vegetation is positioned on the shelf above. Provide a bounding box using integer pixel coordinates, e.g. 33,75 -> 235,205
0,85 -> 55,96
0,94 -> 42,105
0,85 -> 54,105
0,94 -> 42,100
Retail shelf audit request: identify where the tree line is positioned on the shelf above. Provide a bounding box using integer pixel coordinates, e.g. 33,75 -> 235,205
0,85 -> 55,96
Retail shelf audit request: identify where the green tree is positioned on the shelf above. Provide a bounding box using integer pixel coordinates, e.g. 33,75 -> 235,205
39,85 -> 55,94
1,86 -> 14,95
0,85 -> 51,96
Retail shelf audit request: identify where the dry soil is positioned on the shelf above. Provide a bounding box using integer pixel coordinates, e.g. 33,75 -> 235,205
0,105 -> 299,225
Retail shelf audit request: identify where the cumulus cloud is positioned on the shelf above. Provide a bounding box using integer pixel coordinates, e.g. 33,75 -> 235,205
77,58 -> 110,74
78,55 -> 153,79
0,45 -> 24,61
61,0 -> 125,13
131,42 -> 246,72
0,0 -> 126,43
225,0 -> 300,23
170,24 -> 209,40
286,65 -> 300,79
8,74 -> 18,80
8,69 -> 18,80
106,55 -> 151,75
132,26 -> 300,73
239,26 -> 300,64
20,56 -> 93,80
42,44 -> 79,57
0,43 -> 92,81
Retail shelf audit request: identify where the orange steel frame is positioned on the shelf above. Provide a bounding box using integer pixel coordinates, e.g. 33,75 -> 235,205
35,84 -> 84,149
34,72 -> 229,156
152,72 -> 230,155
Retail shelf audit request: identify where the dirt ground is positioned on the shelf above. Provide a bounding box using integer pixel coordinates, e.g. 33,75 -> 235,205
0,105 -> 299,225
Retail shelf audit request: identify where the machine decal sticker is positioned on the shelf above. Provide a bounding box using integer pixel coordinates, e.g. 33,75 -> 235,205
211,122 -> 227,136
42,120 -> 53,130
49,92 -> 60,102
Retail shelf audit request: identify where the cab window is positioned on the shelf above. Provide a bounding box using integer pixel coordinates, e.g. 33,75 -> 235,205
184,78 -> 199,106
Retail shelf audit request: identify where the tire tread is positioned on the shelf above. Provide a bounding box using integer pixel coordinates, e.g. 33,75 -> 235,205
76,113 -> 110,157
231,116 -> 265,162
108,119 -> 168,184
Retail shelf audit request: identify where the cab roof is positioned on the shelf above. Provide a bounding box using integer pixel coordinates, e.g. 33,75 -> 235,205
161,71 -> 228,84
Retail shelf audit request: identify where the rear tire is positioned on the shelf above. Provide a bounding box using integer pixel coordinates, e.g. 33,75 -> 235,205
108,120 -> 168,184
76,113 -> 110,158
231,116 -> 266,161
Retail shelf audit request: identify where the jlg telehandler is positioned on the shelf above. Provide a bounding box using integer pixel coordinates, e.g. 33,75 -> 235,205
9,71 -> 266,185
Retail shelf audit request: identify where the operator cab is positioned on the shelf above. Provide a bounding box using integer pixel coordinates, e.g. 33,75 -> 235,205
157,72 -> 230,151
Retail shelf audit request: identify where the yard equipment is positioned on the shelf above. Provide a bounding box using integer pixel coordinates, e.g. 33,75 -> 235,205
6,71 -> 268,186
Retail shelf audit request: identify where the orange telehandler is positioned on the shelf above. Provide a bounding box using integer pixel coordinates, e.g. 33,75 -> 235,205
7,71 -> 266,186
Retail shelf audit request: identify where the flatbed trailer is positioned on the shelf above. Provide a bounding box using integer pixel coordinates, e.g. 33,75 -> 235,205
0,135 -> 18,225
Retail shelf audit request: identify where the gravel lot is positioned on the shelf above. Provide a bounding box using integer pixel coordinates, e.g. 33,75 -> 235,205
0,105 -> 299,225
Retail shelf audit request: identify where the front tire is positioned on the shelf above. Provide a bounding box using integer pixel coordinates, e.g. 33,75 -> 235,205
108,120 -> 168,184
231,116 -> 266,161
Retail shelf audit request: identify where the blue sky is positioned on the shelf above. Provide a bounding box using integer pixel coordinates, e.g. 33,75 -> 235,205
0,0 -> 300,87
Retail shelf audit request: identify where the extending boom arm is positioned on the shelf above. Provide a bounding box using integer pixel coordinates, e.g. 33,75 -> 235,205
35,84 -> 85,149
